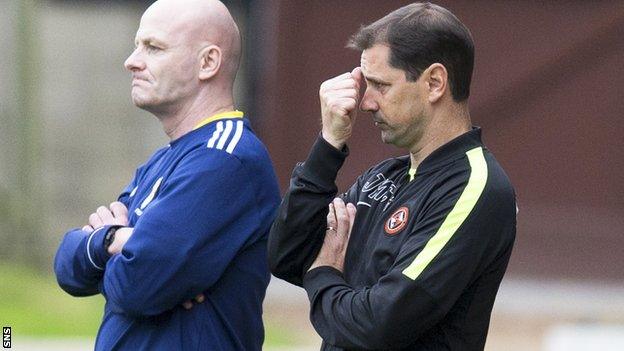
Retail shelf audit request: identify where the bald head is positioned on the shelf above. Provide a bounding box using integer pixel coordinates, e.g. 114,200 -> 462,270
125,0 -> 243,121
142,0 -> 242,83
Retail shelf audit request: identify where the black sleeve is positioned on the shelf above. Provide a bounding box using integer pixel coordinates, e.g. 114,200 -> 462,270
267,135 -> 349,286
301,167 -> 516,349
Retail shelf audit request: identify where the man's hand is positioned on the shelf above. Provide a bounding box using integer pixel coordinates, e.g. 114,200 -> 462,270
106,227 -> 133,255
309,198 -> 357,273
320,67 -> 363,150
83,201 -> 130,232
80,202 -> 133,255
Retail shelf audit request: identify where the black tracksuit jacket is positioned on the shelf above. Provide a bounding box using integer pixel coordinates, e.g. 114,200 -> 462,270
268,128 -> 516,350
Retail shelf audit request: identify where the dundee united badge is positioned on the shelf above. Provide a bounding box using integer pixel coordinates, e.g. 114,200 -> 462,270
385,206 -> 409,235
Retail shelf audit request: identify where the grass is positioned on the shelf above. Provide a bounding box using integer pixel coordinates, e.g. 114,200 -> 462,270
0,262 -> 305,347
0,263 -> 104,336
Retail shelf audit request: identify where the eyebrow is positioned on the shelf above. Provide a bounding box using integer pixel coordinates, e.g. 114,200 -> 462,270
134,37 -> 166,48
365,76 -> 390,85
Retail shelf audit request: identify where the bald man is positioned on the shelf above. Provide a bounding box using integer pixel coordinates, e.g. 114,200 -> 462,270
54,0 -> 280,349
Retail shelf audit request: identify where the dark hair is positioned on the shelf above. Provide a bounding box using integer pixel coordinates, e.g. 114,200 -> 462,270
348,2 -> 474,102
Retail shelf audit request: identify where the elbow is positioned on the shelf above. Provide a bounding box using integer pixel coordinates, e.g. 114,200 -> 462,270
108,292 -> 159,318
267,223 -> 287,275
337,319 -> 424,350
105,282 -> 170,318
363,305 -> 434,349
267,239 -> 302,286
266,244 -> 281,276
53,247 -> 99,297
267,248 -> 290,281
55,276 -> 98,297
327,305 -> 431,350
267,253 -> 304,287
370,323 -> 424,349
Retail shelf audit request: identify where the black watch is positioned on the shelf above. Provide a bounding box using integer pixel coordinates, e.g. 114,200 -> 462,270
104,225 -> 124,251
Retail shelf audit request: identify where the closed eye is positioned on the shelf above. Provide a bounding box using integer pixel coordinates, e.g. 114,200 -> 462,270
145,44 -> 161,53
367,79 -> 389,92
133,37 -> 165,53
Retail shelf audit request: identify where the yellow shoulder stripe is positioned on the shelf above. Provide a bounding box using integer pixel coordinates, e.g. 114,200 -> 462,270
193,110 -> 244,130
402,147 -> 488,280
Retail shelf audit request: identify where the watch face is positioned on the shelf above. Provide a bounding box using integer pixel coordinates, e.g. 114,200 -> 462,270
104,226 -> 119,249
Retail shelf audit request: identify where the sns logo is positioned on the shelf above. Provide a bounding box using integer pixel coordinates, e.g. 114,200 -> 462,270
384,206 -> 409,235
3,326 -> 10,348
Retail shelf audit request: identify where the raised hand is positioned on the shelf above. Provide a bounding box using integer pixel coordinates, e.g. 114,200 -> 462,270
320,67 -> 363,149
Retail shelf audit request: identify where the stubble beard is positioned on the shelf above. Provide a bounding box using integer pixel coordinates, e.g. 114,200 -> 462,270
131,86 -> 163,113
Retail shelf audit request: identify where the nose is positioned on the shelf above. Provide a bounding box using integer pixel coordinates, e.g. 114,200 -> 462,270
124,48 -> 145,72
359,88 -> 379,112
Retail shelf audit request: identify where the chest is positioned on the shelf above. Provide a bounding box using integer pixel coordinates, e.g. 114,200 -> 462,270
124,149 -> 183,224
344,171 -> 437,287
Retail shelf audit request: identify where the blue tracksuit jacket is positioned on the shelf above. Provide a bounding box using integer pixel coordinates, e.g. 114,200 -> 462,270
54,115 -> 280,350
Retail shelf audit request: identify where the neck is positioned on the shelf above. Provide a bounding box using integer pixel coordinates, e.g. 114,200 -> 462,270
154,87 -> 235,141
409,101 -> 471,169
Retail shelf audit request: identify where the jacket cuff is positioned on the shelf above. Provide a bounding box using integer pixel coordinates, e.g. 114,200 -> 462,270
302,266 -> 346,301
86,225 -> 114,270
301,135 -> 349,187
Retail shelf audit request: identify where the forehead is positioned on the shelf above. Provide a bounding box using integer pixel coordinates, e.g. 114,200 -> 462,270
135,6 -> 185,44
361,44 -> 389,66
360,44 -> 402,80
360,44 -> 406,83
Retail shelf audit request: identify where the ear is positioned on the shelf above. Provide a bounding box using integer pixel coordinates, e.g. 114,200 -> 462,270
425,63 -> 448,103
198,45 -> 222,81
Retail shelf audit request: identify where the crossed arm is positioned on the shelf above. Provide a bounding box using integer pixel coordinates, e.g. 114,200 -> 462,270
54,149 -> 253,315
58,201 -> 204,308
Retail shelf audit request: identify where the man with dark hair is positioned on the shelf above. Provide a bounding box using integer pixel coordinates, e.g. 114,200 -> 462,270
269,3 -> 516,350
53,0 -> 280,349
348,2 -> 474,101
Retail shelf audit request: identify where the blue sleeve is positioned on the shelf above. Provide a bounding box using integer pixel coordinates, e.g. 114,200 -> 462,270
101,148 -> 261,318
53,225 -> 117,296
53,165 -> 143,297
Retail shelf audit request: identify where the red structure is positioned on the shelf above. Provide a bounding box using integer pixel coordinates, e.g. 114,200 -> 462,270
249,1 -> 624,282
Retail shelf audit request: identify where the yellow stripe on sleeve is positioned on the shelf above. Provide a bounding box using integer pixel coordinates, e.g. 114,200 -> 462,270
402,147 -> 488,280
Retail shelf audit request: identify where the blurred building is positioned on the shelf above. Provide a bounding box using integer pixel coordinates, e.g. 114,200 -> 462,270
249,0 -> 624,283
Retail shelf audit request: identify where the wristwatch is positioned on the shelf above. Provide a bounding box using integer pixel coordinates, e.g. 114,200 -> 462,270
104,225 -> 124,251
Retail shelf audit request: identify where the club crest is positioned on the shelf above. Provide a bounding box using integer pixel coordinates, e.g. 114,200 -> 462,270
385,206 -> 409,235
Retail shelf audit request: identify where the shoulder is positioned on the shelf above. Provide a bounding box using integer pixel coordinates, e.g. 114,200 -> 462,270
461,147 -> 515,201
200,119 -> 271,163
445,146 -> 515,218
424,146 -> 515,216
174,120 -> 275,180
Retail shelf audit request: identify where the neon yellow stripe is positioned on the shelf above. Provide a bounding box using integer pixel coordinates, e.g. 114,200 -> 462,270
402,147 -> 488,280
193,110 -> 244,130
408,168 -> 417,182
